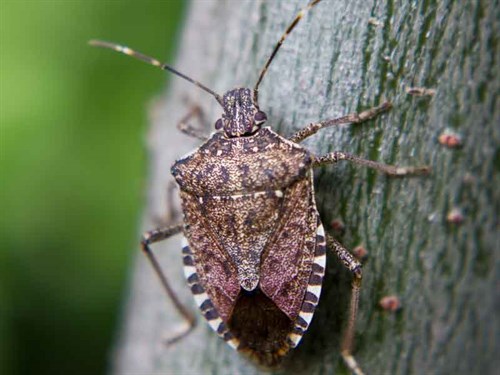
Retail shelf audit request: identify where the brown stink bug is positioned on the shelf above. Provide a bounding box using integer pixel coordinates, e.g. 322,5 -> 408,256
90,0 -> 429,373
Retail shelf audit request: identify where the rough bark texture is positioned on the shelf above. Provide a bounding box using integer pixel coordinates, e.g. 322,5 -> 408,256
112,1 -> 498,374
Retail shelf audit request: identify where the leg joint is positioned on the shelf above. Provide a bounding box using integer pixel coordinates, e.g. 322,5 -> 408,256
141,230 -> 157,246
141,233 -> 150,244
141,223 -> 183,248
352,265 -> 362,280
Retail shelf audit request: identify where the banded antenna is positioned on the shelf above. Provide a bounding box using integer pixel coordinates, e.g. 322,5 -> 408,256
253,0 -> 322,104
88,40 -> 223,105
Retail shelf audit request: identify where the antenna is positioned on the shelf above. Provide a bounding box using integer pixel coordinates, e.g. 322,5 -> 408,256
89,40 -> 223,105
253,0 -> 322,104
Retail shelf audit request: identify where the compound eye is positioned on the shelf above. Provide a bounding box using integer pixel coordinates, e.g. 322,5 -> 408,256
215,118 -> 223,130
254,111 -> 267,124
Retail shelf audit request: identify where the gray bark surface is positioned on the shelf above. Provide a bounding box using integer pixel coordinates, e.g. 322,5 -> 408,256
112,1 -> 498,374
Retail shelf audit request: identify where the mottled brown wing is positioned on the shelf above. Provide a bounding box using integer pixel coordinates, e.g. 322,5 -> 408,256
259,175 -> 319,320
180,191 -> 241,321
197,191 -> 284,292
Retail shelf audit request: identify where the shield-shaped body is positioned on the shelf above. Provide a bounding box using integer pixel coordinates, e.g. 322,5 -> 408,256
172,127 -> 327,366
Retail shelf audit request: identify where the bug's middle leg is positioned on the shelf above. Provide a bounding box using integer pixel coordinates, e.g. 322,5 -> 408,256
141,223 -> 197,344
289,101 -> 392,143
313,151 -> 430,176
326,234 -> 365,375
153,181 -> 181,227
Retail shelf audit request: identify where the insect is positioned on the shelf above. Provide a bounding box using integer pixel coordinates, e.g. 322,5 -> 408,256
90,0 -> 429,373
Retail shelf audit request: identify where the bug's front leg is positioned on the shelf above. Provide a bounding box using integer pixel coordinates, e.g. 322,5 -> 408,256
313,151 -> 430,176
141,223 -> 197,344
289,101 -> 392,143
326,234 -> 365,375
177,104 -> 209,141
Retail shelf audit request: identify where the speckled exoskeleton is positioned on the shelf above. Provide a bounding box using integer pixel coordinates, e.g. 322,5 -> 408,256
90,0 -> 429,373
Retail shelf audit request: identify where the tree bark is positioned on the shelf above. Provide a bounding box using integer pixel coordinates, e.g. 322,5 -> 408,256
112,1 -> 498,374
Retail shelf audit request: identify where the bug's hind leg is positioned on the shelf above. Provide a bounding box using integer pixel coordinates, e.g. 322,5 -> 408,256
177,104 -> 209,141
141,223 -> 197,345
289,101 -> 392,143
313,151 -> 430,176
326,234 -> 365,375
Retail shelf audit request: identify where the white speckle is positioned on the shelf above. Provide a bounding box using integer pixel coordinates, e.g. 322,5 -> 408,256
427,212 -> 438,222
212,190 -> 285,201
226,339 -> 240,350
299,311 -> 314,325
216,150 -> 223,156
316,224 -> 325,238
198,197 -> 204,203
314,254 -> 326,269
194,293 -> 208,307
395,167 -> 407,175
307,284 -> 322,299
255,192 -> 264,198
368,17 -> 383,27
183,266 -> 196,280
208,317 -> 223,332
288,333 -> 303,347
252,146 -> 258,152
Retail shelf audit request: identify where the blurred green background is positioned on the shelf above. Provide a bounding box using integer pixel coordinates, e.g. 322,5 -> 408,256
1,1 -> 185,374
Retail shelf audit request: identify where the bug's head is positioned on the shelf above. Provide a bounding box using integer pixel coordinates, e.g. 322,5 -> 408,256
90,0 -> 322,140
215,88 -> 267,137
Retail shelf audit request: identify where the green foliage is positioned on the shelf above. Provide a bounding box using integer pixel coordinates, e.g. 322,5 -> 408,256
0,1 -> 184,374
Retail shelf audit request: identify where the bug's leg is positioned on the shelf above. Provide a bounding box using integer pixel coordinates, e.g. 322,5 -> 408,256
313,151 -> 430,176
289,101 -> 392,143
177,104 -> 209,141
141,223 -> 197,344
326,234 -> 365,375
153,181 -> 181,227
